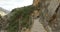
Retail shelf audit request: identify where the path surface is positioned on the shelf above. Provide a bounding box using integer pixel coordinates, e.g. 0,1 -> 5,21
0,30 -> 7,32
31,18 -> 47,32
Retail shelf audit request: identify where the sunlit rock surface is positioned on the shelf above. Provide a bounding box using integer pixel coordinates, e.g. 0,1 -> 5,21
0,11 -> 6,16
0,7 -> 9,16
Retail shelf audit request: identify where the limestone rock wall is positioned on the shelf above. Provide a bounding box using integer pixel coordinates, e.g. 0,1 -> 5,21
32,0 -> 60,32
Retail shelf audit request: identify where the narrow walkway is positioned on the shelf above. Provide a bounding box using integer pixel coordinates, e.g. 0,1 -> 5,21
31,18 -> 47,32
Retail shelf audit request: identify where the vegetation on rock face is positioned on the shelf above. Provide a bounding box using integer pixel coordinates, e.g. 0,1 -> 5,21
0,15 -> 1,18
7,5 -> 35,32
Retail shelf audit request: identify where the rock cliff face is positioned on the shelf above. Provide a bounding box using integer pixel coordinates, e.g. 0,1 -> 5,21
32,0 -> 60,32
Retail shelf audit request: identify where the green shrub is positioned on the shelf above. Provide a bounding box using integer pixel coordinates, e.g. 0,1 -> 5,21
7,5 -> 35,32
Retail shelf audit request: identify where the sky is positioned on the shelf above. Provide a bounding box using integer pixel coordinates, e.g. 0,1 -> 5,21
0,0 -> 33,11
